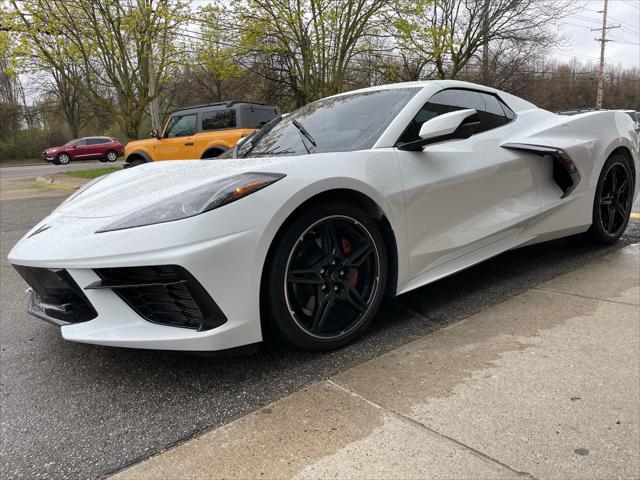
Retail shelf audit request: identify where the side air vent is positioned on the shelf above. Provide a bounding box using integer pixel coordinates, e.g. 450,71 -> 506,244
502,143 -> 581,198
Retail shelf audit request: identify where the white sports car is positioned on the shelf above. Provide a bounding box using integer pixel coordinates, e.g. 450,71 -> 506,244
8,80 -> 639,352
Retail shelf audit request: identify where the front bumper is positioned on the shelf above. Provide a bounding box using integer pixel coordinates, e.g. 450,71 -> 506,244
8,196 -> 280,351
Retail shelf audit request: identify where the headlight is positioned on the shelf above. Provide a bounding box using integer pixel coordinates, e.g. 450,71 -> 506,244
96,172 -> 285,233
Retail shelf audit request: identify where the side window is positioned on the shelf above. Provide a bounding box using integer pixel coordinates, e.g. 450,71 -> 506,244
397,89 -> 514,145
202,109 -> 236,131
164,114 -> 197,138
87,138 -> 107,145
477,93 -> 512,131
74,139 -> 88,146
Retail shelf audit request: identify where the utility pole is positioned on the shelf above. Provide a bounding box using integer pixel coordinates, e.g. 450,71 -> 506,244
481,0 -> 491,85
592,0 -> 620,110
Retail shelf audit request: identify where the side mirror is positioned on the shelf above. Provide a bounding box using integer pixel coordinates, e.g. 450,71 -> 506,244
72,144 -> 78,148
151,128 -> 160,139
399,109 -> 480,151
418,109 -> 478,141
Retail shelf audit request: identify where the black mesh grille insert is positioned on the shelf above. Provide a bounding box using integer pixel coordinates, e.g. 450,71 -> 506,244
13,265 -> 98,324
93,265 -> 226,331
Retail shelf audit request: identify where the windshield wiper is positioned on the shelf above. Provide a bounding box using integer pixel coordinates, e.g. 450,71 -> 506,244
234,115 -> 284,158
292,119 -> 316,153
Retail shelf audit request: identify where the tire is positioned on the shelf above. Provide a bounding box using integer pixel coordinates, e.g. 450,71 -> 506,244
57,153 -> 71,165
126,158 -> 146,168
99,158 -> 108,163
106,150 -> 118,162
587,154 -> 634,244
265,202 -> 388,351
201,148 -> 226,159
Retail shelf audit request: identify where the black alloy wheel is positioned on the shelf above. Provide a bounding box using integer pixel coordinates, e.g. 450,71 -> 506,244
589,154 -> 634,243
266,203 -> 387,351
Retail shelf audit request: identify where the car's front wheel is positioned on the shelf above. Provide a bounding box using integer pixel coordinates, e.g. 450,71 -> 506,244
57,153 -> 71,165
106,150 -> 118,162
588,154 -> 634,244
265,202 -> 388,351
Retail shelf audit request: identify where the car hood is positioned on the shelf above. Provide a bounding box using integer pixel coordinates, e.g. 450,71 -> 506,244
54,158 -> 293,219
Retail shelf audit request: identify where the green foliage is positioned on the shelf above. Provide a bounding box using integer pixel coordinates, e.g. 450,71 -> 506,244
9,0 -> 191,139
0,127 -> 67,160
196,2 -> 244,82
65,167 -> 119,179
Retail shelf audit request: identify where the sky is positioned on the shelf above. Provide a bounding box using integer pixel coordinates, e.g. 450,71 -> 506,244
552,0 -> 640,69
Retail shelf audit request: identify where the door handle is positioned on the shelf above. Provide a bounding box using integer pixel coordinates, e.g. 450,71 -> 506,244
184,142 -> 194,146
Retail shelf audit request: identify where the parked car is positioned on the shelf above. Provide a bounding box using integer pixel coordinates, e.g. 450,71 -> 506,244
124,101 -> 281,168
43,137 -> 124,165
10,80 -> 638,353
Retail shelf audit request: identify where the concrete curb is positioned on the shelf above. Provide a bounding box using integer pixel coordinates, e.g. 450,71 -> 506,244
35,173 -> 89,190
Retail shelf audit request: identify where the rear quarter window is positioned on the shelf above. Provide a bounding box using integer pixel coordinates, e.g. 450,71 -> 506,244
202,109 -> 236,131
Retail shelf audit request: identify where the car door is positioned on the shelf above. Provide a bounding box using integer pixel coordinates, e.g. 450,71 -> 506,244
396,88 -> 545,279
69,138 -> 94,159
85,138 -> 108,159
154,114 -> 197,160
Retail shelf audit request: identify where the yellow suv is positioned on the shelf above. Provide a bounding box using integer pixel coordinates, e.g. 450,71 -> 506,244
124,101 -> 281,167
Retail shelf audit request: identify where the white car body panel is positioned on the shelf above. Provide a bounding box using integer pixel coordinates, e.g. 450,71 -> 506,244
8,80 -> 639,350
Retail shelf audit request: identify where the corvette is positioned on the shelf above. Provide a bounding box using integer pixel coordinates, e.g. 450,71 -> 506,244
8,80 -> 639,352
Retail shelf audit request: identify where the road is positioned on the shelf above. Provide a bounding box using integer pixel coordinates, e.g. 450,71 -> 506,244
0,160 -> 124,180
0,188 -> 638,479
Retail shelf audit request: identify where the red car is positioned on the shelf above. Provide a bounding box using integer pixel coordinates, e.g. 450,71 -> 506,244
42,137 -> 124,165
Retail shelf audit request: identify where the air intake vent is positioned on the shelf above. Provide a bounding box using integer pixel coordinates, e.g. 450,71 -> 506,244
91,265 -> 226,331
13,266 -> 97,325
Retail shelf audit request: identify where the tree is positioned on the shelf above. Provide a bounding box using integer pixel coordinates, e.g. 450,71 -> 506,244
393,0 -> 575,82
9,0 -> 189,139
235,0 -> 390,106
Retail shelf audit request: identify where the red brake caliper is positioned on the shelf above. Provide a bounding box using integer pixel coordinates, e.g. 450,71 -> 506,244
341,238 -> 358,287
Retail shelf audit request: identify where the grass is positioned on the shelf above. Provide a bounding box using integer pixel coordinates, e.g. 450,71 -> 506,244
65,167 -> 120,179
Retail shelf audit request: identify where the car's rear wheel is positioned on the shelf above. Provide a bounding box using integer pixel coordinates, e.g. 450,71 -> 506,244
265,203 -> 387,351
587,154 -> 634,244
57,153 -> 70,165
126,158 -> 146,168
106,150 -> 118,162
201,148 -> 227,159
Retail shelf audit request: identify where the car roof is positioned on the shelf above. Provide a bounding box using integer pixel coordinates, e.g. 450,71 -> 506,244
325,80 -> 537,112
172,101 -> 271,115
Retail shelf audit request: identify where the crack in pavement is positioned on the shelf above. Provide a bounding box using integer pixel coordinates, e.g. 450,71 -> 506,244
325,379 -> 538,479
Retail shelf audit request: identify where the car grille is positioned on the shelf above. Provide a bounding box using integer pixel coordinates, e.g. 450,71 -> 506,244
13,265 -> 98,325
91,265 -> 227,331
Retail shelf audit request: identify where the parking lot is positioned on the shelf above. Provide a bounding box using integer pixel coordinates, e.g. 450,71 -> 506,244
0,178 -> 637,479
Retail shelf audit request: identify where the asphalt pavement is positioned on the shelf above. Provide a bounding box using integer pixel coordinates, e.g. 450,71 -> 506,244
0,160 -> 124,180
1,189 -> 639,479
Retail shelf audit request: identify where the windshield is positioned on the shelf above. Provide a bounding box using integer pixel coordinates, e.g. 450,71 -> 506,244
232,88 -> 419,158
